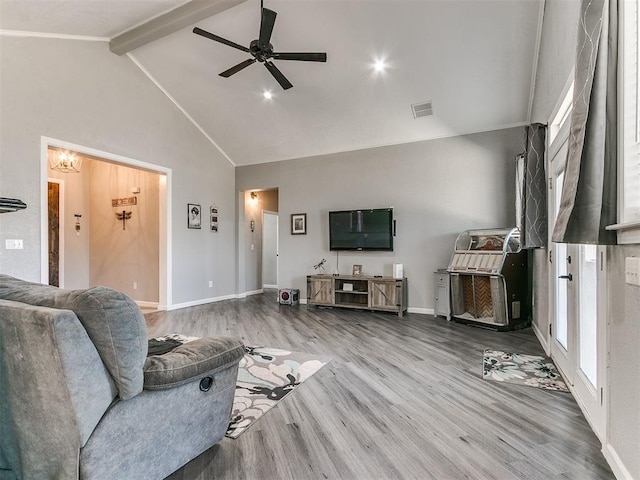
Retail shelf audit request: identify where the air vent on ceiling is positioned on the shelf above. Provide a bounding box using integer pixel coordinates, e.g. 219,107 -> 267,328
411,101 -> 434,119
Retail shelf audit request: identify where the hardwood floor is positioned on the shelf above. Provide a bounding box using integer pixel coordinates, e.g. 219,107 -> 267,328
146,292 -> 615,480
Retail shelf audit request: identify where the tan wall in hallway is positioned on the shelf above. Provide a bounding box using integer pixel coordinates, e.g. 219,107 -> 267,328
89,161 -> 160,302
47,153 -> 91,290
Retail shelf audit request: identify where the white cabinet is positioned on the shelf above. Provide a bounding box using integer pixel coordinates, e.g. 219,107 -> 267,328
434,271 -> 451,320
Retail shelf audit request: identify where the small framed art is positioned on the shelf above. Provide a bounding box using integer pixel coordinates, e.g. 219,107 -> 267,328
291,213 -> 307,235
188,203 -> 201,229
210,206 -> 218,232
352,264 -> 362,276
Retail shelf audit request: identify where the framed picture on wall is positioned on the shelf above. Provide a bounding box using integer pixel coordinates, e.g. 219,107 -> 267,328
188,203 -> 201,229
210,206 -> 218,232
291,213 -> 307,235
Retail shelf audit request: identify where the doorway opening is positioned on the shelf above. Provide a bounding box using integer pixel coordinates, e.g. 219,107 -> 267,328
262,210 -> 279,289
240,188 -> 279,296
41,137 -> 172,309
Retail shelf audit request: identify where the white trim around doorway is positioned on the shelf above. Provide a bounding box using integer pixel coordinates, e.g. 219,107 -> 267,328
40,136 -> 173,309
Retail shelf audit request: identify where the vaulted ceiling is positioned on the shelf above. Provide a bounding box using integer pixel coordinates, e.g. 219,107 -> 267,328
0,0 -> 544,166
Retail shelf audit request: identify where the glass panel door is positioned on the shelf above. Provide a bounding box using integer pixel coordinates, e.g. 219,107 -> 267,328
578,245 -> 598,387
547,89 -> 606,440
554,173 -> 568,351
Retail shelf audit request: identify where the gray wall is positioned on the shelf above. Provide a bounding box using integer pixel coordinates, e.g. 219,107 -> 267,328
0,36 -> 236,306
531,1 -> 640,477
530,0 -> 580,124
608,245 -> 640,478
237,127 -> 525,312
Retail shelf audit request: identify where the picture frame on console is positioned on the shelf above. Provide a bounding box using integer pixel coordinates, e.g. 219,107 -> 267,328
291,213 -> 307,235
352,264 -> 362,275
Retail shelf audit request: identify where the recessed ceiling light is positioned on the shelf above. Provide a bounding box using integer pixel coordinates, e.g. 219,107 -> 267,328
373,60 -> 386,73
263,90 -> 273,100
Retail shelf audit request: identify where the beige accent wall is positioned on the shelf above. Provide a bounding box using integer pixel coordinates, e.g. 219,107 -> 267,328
47,150 -> 91,290
88,161 -> 159,302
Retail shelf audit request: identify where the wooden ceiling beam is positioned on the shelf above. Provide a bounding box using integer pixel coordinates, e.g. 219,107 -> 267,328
109,0 -> 247,55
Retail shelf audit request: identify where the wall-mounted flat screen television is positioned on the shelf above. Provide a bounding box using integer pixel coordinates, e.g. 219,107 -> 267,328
329,208 -> 394,251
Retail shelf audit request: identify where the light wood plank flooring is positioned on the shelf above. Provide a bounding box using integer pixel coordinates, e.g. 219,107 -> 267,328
145,292 -> 615,480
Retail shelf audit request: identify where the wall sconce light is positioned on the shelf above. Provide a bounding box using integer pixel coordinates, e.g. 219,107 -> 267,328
74,214 -> 82,236
50,150 -> 82,173
250,191 -> 258,201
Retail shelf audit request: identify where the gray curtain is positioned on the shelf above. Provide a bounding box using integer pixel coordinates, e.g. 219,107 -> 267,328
551,0 -> 618,245
519,124 -> 547,249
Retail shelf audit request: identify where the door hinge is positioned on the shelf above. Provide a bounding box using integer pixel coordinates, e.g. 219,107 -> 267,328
600,388 -> 604,406
549,250 -> 553,263
549,177 -> 553,190
600,251 -> 604,272
549,323 -> 552,336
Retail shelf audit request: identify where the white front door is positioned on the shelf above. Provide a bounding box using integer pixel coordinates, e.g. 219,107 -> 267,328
548,106 -> 607,440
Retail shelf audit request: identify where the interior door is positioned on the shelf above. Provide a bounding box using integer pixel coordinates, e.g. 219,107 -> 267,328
548,112 -> 607,440
47,181 -> 61,287
262,211 -> 278,289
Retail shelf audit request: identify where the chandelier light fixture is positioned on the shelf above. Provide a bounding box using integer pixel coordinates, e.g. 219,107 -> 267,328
49,150 -> 82,173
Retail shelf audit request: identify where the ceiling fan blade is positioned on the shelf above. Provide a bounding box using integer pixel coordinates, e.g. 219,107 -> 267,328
259,8 -> 277,48
193,27 -> 250,53
219,58 -> 257,77
271,52 -> 327,62
264,61 -> 293,90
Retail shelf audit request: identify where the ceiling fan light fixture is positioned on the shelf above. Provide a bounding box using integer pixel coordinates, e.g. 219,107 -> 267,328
193,1 -> 326,91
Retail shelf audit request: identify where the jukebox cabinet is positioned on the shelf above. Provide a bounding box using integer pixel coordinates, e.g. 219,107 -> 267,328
447,228 -> 528,330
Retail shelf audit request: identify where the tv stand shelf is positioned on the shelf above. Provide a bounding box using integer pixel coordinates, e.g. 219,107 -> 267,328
306,274 -> 408,317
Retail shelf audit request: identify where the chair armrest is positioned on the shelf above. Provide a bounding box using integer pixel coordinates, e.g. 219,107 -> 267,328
143,337 -> 244,390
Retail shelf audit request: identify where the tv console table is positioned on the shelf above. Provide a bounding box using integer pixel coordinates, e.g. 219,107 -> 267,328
306,274 -> 408,317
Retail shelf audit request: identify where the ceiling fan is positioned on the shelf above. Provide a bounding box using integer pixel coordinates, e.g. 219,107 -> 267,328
193,0 -> 326,90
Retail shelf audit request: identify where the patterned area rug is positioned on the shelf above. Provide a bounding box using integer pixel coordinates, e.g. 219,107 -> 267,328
482,349 -> 569,393
226,346 -> 332,438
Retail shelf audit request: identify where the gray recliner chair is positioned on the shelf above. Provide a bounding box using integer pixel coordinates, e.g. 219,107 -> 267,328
0,274 -> 244,480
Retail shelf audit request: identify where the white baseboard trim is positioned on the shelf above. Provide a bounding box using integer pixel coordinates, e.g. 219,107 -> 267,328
237,289 -> 264,299
167,293 -> 238,311
408,307 -> 433,315
603,443 -> 635,480
136,301 -> 158,309
531,320 -> 550,355
263,284 -> 278,289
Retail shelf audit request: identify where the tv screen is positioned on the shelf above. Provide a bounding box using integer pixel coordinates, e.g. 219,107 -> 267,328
329,208 -> 394,251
